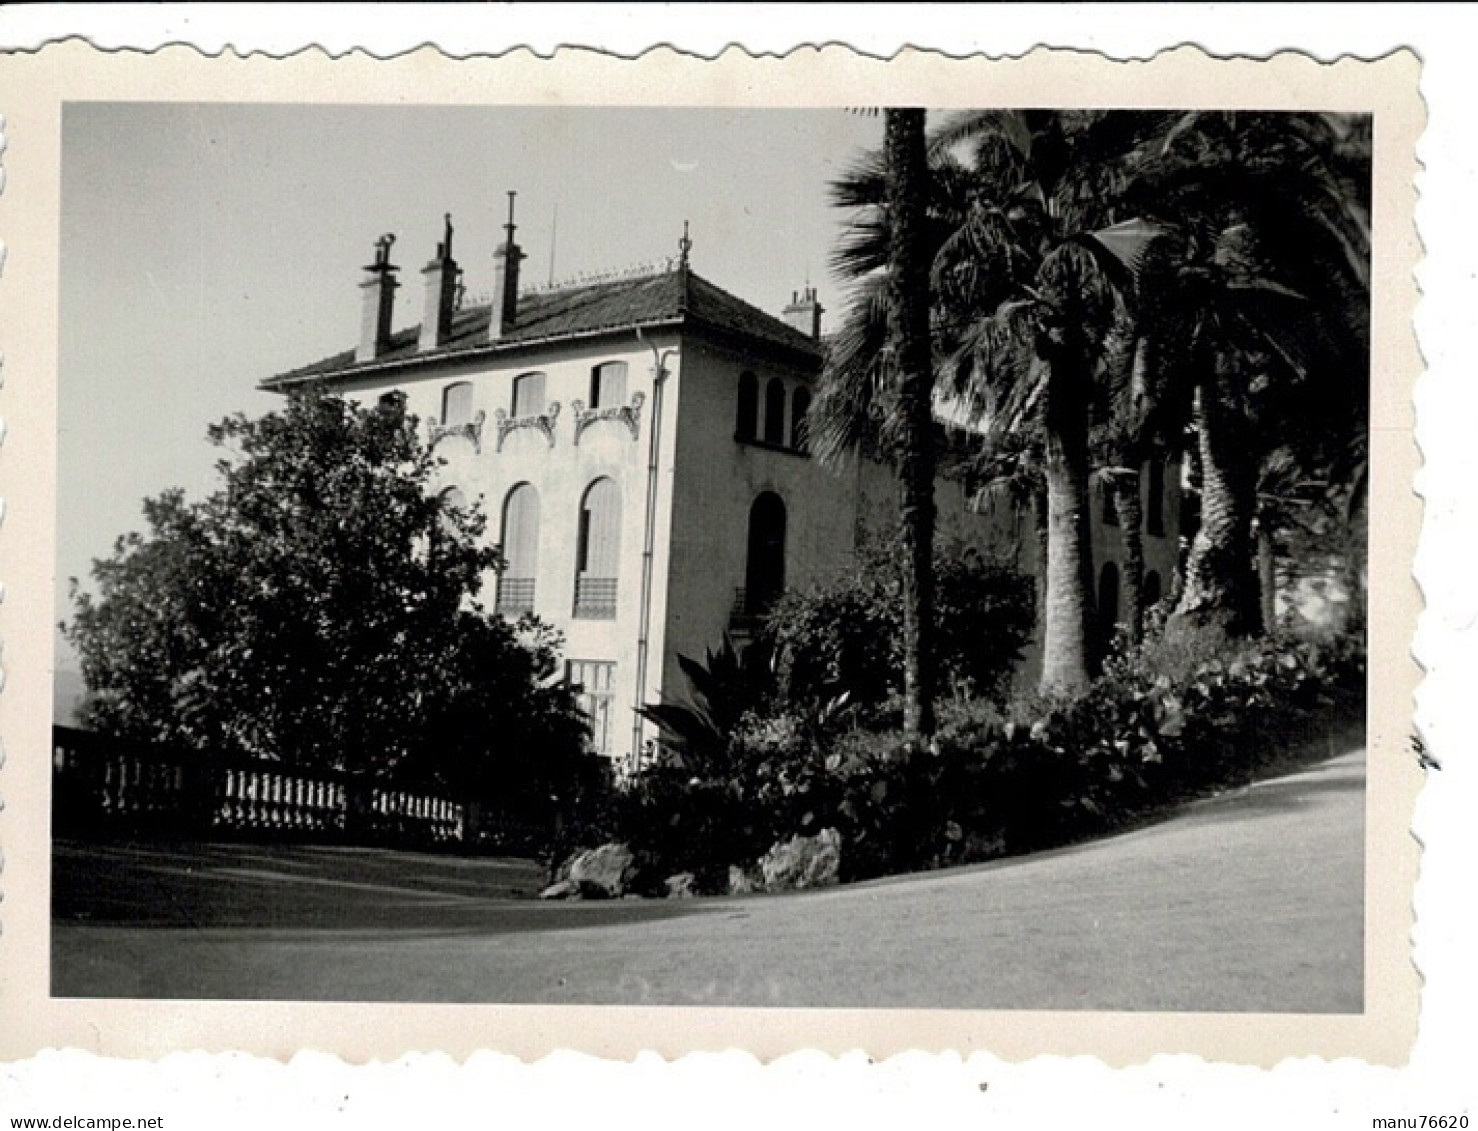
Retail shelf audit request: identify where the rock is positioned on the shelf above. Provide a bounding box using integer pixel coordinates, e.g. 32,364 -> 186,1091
566,842 -> 639,899
759,828 -> 842,892
538,879 -> 579,900
665,872 -> 697,899
728,866 -> 757,896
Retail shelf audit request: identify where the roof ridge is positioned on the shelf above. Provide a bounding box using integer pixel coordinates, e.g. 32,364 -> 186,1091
264,263 -> 816,390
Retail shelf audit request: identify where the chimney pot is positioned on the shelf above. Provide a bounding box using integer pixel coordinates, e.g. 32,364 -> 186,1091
356,233 -> 399,363
420,214 -> 460,352
489,191 -> 523,341
782,284 -> 824,341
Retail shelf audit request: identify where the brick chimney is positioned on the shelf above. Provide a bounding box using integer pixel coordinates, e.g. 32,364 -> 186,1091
782,285 -> 824,340
488,191 -> 523,342
419,214 -> 460,352
356,233 -> 400,363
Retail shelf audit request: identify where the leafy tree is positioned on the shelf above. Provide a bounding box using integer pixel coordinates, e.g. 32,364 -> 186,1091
65,388 -> 594,809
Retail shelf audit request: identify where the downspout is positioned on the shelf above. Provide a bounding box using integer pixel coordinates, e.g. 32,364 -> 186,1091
632,328 -> 676,774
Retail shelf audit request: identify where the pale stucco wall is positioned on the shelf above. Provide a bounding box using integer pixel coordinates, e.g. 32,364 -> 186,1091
334,328 -> 685,769
661,337 -> 857,706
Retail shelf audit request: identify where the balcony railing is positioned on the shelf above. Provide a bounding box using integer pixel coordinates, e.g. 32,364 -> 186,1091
495,577 -> 536,616
729,587 -> 764,635
574,576 -> 618,619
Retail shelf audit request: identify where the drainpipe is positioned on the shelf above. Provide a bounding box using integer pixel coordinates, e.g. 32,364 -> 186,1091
632,328 -> 676,774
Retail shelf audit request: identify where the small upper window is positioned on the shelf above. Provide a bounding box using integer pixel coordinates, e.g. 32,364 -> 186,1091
1146,458 -> 1166,537
764,378 -> 786,445
512,371 -> 547,417
591,362 -> 628,410
441,382 -> 473,427
1102,481 -> 1119,527
736,372 -> 758,441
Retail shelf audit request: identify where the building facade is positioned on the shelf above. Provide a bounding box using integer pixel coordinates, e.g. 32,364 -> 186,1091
265,211 -> 1180,770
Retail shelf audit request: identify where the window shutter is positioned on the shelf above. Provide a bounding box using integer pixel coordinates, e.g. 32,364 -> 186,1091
593,362 -> 628,409
502,483 -> 540,578
512,372 -> 547,417
580,478 -> 622,576
441,382 -> 473,426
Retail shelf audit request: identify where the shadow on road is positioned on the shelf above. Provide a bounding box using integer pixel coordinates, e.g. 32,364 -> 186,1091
52,840 -> 708,935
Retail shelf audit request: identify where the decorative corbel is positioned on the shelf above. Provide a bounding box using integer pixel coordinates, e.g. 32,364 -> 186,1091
571,390 -> 646,445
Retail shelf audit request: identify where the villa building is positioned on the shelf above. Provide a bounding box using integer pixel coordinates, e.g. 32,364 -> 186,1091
264,202 -> 1180,771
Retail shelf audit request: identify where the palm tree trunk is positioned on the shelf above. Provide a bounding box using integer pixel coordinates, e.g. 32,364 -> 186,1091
1040,380 -> 1095,696
1033,485 -> 1049,650
1115,469 -> 1145,647
1169,382 -> 1262,642
1256,521 -> 1277,631
885,108 -> 937,738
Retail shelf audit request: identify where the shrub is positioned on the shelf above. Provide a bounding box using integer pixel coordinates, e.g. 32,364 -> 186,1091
824,629 -> 1366,881
619,570 -> 1362,893
764,535 -> 1035,714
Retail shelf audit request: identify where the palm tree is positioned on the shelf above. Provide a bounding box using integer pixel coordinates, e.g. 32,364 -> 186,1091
817,109 -> 1170,697
1123,112 -> 1371,645
929,111 -> 1171,693
884,109 -> 940,737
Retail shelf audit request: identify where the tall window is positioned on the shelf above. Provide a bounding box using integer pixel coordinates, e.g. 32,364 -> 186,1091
567,660 -> 617,757
590,361 -> 628,410
743,491 -> 787,616
512,371 -> 547,417
1144,570 -> 1163,611
441,381 -> 473,426
1102,480 -> 1119,526
496,483 -> 540,615
1146,458 -> 1166,537
764,378 -> 787,445
574,477 -> 621,618
736,371 -> 758,441
791,387 -> 811,452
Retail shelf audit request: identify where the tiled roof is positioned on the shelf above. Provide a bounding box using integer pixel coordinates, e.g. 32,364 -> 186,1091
264,266 -> 821,388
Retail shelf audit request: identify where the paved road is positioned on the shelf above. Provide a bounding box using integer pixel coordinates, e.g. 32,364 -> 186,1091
52,749 -> 1364,1011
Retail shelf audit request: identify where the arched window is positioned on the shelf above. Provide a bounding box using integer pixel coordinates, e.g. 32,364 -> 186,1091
496,483 -> 540,615
1144,570 -> 1163,611
574,477 -> 621,619
1097,561 -> 1120,648
764,378 -> 787,445
736,371 -> 758,441
1146,458 -> 1166,537
441,381 -> 473,426
512,371 -> 547,417
791,387 -> 811,452
590,361 -> 628,410
744,491 -> 787,616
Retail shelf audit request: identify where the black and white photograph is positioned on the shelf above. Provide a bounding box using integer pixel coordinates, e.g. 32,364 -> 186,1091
47,94 -> 1380,1013
0,34 -> 1436,1091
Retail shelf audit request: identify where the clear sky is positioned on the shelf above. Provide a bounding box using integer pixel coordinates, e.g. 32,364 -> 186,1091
57,103 -> 883,664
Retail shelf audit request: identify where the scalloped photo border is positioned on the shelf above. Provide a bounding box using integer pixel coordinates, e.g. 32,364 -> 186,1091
0,40 -> 1423,1068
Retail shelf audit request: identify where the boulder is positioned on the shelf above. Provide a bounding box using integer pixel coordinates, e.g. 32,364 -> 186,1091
665,872 -> 697,900
538,879 -> 579,901
759,828 -> 842,892
566,842 -> 639,899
